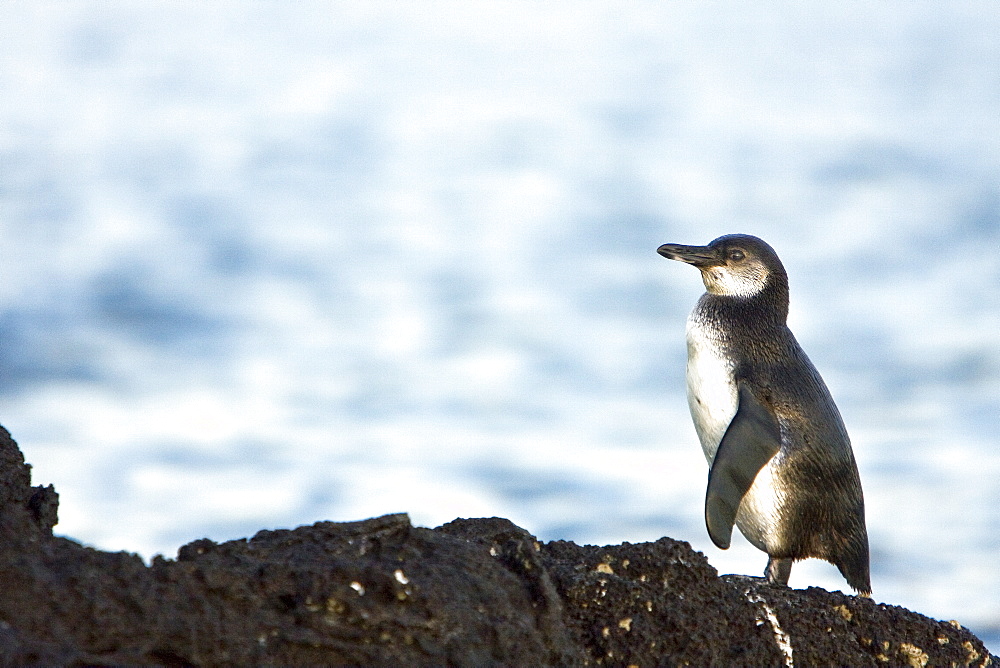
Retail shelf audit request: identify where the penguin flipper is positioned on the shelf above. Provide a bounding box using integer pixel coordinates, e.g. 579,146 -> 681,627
705,382 -> 782,549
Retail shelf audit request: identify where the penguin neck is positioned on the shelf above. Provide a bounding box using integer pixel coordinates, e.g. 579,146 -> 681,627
697,275 -> 790,333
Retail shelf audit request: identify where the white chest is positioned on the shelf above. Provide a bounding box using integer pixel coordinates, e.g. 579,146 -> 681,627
685,314 -> 739,463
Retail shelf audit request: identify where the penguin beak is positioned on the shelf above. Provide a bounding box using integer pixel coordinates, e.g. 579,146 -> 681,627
657,243 -> 720,268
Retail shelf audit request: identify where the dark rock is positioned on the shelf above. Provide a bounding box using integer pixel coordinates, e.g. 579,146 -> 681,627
0,424 -> 994,666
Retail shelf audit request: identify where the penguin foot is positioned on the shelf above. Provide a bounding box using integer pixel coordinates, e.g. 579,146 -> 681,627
766,557 -> 793,586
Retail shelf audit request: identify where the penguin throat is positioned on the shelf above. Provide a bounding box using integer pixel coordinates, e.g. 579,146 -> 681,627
699,278 -> 790,326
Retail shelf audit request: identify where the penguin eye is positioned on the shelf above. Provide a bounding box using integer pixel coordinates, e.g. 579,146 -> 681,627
728,249 -> 745,262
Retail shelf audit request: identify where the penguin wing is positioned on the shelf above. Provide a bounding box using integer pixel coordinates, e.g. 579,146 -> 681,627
705,381 -> 782,549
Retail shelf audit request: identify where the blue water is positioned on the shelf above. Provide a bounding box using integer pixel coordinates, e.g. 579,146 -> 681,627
1,2 -> 997,651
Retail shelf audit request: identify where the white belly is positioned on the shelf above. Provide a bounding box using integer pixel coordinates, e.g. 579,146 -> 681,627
684,312 -> 784,553
736,460 -> 786,550
685,314 -> 738,462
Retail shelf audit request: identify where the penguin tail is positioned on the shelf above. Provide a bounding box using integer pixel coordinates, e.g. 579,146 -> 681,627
836,542 -> 871,596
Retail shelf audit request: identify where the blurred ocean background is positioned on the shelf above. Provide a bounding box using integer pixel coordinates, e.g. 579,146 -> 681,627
1,1 -> 998,651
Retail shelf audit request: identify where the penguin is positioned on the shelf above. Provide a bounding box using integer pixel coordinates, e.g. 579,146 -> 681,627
657,234 -> 870,595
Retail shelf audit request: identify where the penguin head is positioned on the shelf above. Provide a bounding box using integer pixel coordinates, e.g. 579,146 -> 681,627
657,234 -> 787,298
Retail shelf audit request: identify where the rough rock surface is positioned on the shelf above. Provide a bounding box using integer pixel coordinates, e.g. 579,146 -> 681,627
0,425 -> 993,667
